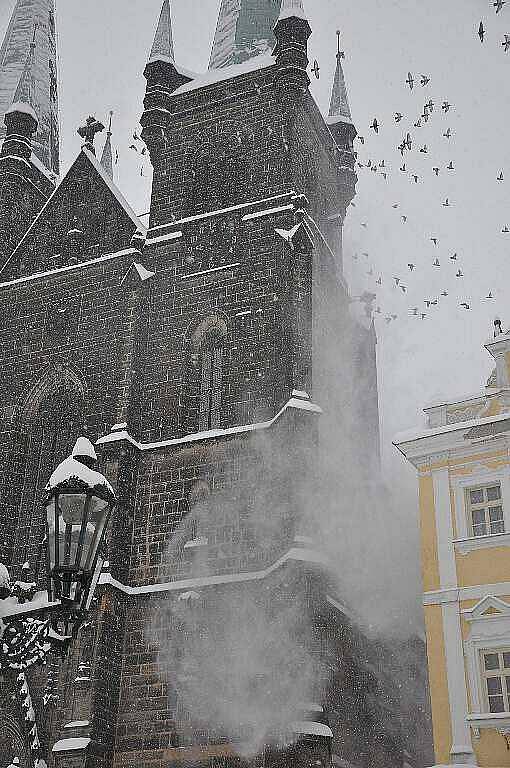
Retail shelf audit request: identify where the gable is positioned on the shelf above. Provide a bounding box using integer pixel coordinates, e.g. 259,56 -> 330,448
466,595 -> 510,620
0,148 -> 144,281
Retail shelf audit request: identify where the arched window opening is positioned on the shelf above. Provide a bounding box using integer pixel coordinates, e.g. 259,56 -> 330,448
199,331 -> 224,432
14,385 -> 84,572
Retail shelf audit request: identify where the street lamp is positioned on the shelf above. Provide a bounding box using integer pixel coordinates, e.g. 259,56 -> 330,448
0,437 -> 116,670
44,437 -> 116,620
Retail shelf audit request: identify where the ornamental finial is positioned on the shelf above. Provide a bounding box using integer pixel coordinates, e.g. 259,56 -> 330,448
77,116 -> 105,154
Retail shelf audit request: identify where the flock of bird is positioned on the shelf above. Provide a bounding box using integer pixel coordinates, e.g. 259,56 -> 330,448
350,1 -> 508,327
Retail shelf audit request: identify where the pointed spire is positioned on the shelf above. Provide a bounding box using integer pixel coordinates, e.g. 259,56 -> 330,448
100,111 -> 114,179
328,31 -> 353,125
149,0 -> 174,64
0,0 -> 59,174
13,24 -> 38,110
278,0 -> 308,22
209,0 -> 282,70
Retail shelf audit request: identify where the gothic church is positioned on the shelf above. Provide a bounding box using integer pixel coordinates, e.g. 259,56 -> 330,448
0,2 -> 423,768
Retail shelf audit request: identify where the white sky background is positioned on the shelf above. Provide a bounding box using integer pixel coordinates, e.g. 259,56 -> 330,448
1,0 -> 509,626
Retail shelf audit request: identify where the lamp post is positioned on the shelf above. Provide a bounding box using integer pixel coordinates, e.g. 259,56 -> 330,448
0,437 -> 116,670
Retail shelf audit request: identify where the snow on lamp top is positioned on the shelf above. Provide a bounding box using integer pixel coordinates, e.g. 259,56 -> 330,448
45,438 -> 115,503
5,102 -> 38,122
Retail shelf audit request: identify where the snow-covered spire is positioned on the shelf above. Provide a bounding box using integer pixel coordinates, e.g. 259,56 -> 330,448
100,111 -> 114,179
0,0 -> 60,174
149,0 -> 175,64
12,24 -> 38,111
277,0 -> 308,22
326,32 -> 356,151
328,32 -> 353,126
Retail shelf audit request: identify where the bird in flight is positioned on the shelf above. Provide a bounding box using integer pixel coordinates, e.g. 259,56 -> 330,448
426,99 -> 434,112
441,291 -> 449,297
503,35 -> 510,51
421,75 -> 430,86
400,285 -> 407,293
431,237 -> 439,245
408,263 -> 416,271
450,253 -> 458,261
392,203 -> 399,208
129,144 -> 138,151
442,102 -> 452,113
494,0 -> 505,13
487,291 -> 494,299
433,167 -> 440,176
412,175 -> 419,183
502,226 -> 510,233
406,134 -> 412,150
479,21 -> 485,42
406,72 -> 414,90
420,145 -> 428,154
443,128 -> 452,139
498,171 -> 504,181
414,119 -> 422,128
395,112 -> 404,122
447,161 -> 455,170
433,258 -> 441,267
425,299 -> 438,307
133,132 -> 140,141
400,163 -> 407,172
394,277 -> 401,286
371,118 -> 379,133
443,198 -> 450,207
460,302 -> 471,310
358,136 -> 365,145
456,269 -> 464,277
411,308 -> 419,316
421,111 -> 430,124
402,215 -> 408,223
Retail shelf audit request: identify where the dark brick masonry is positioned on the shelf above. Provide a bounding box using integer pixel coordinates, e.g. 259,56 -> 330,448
0,10 -> 431,768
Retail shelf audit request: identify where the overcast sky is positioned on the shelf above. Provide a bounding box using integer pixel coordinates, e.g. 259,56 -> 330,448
1,0 -> 509,624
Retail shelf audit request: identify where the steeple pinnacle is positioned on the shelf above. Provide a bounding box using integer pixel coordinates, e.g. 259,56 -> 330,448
13,24 -> 38,110
0,0 -> 59,174
100,111 -> 114,179
328,31 -> 353,125
149,0 -> 175,64
327,32 -> 356,150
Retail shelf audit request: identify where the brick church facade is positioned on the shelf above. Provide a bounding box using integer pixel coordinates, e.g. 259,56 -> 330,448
0,2 -> 431,768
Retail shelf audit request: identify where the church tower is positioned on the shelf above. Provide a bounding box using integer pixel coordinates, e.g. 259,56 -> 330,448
209,0 -> 283,69
0,0 -> 59,174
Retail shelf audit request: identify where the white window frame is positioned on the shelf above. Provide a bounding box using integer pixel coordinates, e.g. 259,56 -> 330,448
452,467 -> 510,552
463,596 -> 510,723
466,483 -> 504,538
479,647 -> 510,714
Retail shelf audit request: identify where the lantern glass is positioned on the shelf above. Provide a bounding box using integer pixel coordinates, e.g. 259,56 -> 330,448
46,489 -> 112,607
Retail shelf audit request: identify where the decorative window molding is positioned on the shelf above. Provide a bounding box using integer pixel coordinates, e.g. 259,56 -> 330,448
463,595 -> 510,729
451,466 -> 510,543
454,531 -> 510,555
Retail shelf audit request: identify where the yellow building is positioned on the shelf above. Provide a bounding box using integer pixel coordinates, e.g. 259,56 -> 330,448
395,323 -> 510,767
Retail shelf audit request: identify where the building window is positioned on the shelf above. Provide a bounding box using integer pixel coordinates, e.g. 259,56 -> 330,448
199,334 -> 223,432
482,650 -> 510,713
466,484 -> 504,537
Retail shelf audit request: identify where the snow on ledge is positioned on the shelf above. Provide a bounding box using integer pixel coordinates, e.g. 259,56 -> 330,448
97,394 -> 322,451
52,738 -> 91,753
171,53 -> 275,97
291,722 -> 333,738
99,545 -> 330,596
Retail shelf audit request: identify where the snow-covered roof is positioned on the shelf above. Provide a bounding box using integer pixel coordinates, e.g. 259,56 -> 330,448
394,410 -> 510,446
83,148 -> 146,232
171,53 -> 275,97
30,152 -> 57,183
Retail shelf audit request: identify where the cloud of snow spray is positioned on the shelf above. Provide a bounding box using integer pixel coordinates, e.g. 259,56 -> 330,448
148,267 -> 420,755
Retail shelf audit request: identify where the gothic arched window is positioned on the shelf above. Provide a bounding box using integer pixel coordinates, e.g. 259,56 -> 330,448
187,315 -> 228,434
12,368 -> 85,571
198,331 -> 224,431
